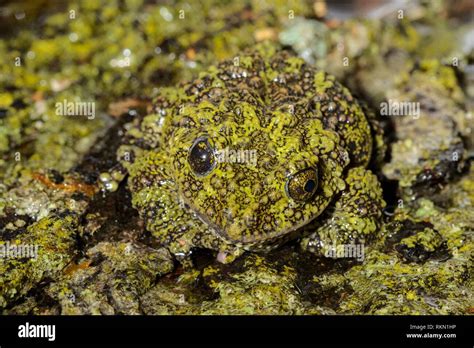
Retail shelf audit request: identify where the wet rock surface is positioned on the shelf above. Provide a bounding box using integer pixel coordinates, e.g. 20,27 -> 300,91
1,0 -> 473,315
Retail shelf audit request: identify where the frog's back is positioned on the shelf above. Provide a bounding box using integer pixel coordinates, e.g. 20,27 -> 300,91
163,50 -> 374,169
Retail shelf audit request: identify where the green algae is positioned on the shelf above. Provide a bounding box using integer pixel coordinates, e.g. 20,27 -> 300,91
141,254 -> 305,315
44,242 -> 174,315
0,0 -> 472,315
0,215 -> 78,310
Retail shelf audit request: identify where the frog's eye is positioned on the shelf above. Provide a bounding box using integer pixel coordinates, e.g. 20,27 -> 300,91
286,168 -> 318,201
188,137 -> 215,176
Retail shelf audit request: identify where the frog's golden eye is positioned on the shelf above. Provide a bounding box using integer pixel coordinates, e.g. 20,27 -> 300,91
286,168 -> 318,201
188,137 -> 215,176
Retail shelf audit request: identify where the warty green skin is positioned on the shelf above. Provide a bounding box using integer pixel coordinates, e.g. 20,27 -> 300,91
118,50 -> 385,263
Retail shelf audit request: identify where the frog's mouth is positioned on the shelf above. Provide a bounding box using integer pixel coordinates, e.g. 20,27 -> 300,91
183,197 -> 321,247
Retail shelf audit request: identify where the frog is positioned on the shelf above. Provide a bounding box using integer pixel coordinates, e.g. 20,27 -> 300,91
114,49 -> 386,264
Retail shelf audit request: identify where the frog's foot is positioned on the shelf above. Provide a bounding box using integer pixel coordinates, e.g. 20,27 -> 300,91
216,248 -> 245,264
301,167 -> 385,260
98,164 -> 127,193
191,231 -> 245,264
170,236 -> 244,266
98,143 -> 144,193
166,231 -> 244,266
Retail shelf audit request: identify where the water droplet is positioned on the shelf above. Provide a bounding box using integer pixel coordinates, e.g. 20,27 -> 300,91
14,12 -> 25,20
69,33 -> 78,42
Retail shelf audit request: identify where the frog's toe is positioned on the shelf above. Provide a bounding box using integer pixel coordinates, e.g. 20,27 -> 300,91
216,248 -> 245,264
98,164 -> 127,192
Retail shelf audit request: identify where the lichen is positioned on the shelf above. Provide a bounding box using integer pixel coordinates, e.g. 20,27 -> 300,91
0,0 -> 472,316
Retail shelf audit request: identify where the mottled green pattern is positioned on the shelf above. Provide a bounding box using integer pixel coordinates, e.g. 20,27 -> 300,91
120,50 -> 385,262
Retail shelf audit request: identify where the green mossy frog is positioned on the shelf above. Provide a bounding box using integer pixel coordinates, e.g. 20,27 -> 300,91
116,50 -> 385,264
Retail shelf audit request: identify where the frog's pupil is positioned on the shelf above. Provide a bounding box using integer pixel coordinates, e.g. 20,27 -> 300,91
304,179 -> 316,193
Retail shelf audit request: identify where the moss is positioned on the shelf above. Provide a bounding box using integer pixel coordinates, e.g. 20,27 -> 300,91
337,168 -> 474,314
0,0 -> 472,316
200,255 -> 304,314
0,215 -> 78,310
44,242 -> 174,315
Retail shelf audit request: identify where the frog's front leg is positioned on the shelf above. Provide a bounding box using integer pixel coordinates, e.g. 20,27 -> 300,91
301,167 -> 385,259
127,149 -> 242,266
